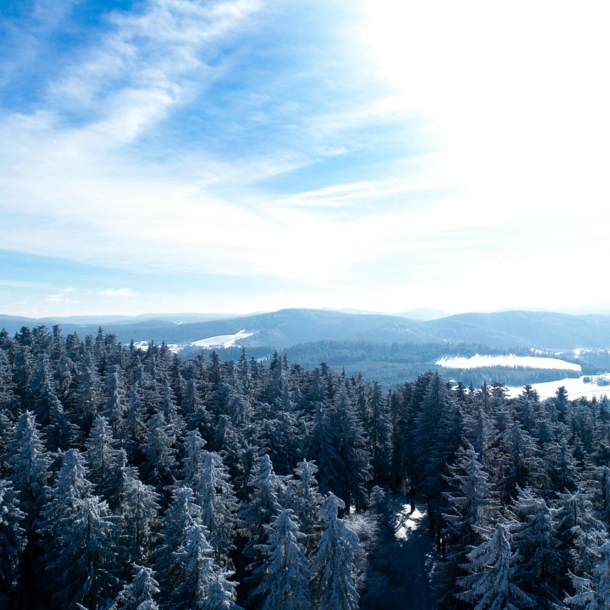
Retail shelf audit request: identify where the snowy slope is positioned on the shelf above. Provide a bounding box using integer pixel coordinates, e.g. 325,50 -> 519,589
507,374 -> 610,400
436,354 -> 581,372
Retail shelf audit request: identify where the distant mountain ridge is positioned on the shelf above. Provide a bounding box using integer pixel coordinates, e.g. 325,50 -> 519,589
4,308 -> 610,351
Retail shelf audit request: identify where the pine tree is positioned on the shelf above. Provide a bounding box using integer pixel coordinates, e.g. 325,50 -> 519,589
183,429 -> 207,487
8,411 -> 51,530
308,401 -> 342,497
456,523 -> 535,610
112,564 -> 160,610
0,479 -> 26,607
35,381 -> 71,451
250,509 -> 310,610
555,488 -> 607,579
154,486 -> 201,599
310,493 -> 361,610
170,522 -> 218,610
74,351 -> 103,435
105,368 -> 129,435
565,540 -> 610,609
116,461 -> 161,564
124,381 -> 148,462
239,454 -> 285,597
510,486 -> 562,609
331,384 -> 371,510
440,442 -> 499,608
202,571 -> 242,610
367,381 -> 392,486
39,450 -> 121,609
195,450 -> 238,567
85,415 -> 120,494
286,460 -> 323,552
142,412 -> 177,491
413,372 -> 458,502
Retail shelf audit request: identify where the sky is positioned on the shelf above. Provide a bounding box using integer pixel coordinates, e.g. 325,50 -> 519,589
1,0 -> 610,318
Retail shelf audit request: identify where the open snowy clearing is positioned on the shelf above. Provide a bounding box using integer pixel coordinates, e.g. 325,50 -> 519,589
436,354 -> 581,372
507,374 -> 610,400
395,506 -> 425,540
190,329 -> 254,349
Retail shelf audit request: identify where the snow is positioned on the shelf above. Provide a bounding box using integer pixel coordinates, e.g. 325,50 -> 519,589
506,375 -> 610,400
130,331 -> 254,354
132,341 -> 180,354
395,506 -> 425,541
190,329 -> 254,349
436,354 -> 581,372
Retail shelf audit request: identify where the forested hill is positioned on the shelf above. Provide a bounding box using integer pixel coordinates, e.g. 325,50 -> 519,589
4,308 -> 610,350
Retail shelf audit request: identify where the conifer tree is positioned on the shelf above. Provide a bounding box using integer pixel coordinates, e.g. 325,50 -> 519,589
111,564 -> 160,610
250,509 -> 310,610
35,381 -> 71,451
510,487 -> 562,609
0,479 -> 26,607
308,401 -> 342,497
367,381 -> 392,486
202,571 -> 242,610
114,459 -> 161,565
331,383 -> 370,509
456,523 -> 535,610
440,442 -> 498,607
154,486 -> 201,599
39,449 -> 121,609
286,459 -> 323,552
310,493 -> 361,610
105,368 -> 129,435
8,411 -> 51,530
85,415 -> 120,494
142,412 -> 177,491
565,540 -> 610,610
555,489 -> 607,579
170,522 -> 217,610
195,450 -> 238,567
74,352 -> 103,435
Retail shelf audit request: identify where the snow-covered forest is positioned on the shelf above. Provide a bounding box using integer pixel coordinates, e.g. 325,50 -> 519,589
1,324 -> 610,609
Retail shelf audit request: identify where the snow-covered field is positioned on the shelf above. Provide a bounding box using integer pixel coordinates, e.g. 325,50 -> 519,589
190,329 -> 254,349
507,374 -> 610,400
131,330 -> 254,354
132,341 -> 180,353
436,354 -> 581,372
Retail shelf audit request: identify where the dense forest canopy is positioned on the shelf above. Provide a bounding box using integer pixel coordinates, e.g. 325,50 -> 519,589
1,324 -> 610,609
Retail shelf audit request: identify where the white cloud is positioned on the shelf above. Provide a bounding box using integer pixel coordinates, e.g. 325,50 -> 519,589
2,0 -> 610,314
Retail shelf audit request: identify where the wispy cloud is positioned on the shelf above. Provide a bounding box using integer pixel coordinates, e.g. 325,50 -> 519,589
99,288 -> 138,298
2,0 -> 609,315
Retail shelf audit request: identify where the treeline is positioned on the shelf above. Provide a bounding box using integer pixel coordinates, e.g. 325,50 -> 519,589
199,340 -> 593,388
0,324 -> 610,609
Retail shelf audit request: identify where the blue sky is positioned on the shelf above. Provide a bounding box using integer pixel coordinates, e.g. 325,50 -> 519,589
1,0 -> 609,317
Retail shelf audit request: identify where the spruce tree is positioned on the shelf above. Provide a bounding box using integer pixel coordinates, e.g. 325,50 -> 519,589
250,509 -> 310,610
39,449 -> 121,609
310,493 -> 361,610
456,523 -> 535,610
154,486 -> 201,600
111,564 -> 160,610
170,522 -> 217,610
0,479 -> 26,607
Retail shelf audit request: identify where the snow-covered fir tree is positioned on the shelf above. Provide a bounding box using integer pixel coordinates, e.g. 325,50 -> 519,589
250,509 -> 310,610
456,522 -> 535,610
310,493 -> 361,610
